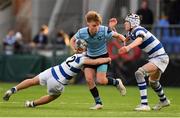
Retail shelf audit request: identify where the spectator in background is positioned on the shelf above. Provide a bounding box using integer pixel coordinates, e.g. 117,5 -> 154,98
3,30 -> 24,55
156,14 -> 170,38
31,25 -> 48,49
54,30 -> 70,49
3,30 -> 16,55
14,32 -> 24,54
136,0 -> 154,29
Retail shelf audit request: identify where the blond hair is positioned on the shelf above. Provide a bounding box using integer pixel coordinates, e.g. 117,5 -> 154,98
85,11 -> 102,24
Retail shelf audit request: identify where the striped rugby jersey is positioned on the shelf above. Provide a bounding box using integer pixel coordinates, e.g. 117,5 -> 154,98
51,53 -> 87,85
74,25 -> 114,57
126,26 -> 166,58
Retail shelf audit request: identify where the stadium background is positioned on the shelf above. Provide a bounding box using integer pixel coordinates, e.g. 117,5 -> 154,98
0,0 -> 180,117
0,0 -> 180,86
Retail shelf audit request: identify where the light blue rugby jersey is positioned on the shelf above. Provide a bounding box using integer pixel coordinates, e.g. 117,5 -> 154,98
126,26 -> 166,58
50,53 -> 86,85
74,25 -> 114,57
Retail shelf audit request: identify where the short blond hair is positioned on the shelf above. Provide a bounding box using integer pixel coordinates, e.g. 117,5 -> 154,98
85,11 -> 102,24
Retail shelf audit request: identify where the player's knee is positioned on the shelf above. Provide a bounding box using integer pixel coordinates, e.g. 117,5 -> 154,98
135,68 -> 145,78
86,77 -> 93,83
96,78 -> 107,85
135,68 -> 147,82
32,78 -> 39,85
86,77 -> 95,86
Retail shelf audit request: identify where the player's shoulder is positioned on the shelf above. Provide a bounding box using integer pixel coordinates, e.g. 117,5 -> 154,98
73,52 -> 87,63
99,25 -> 113,35
99,25 -> 108,31
76,27 -> 89,39
133,26 -> 148,33
78,27 -> 88,34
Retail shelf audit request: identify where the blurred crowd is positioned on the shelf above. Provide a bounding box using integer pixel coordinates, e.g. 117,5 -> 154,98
3,25 -> 73,56
2,0 -> 180,55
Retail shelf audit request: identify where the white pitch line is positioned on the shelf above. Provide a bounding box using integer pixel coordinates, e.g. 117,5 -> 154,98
0,101 -> 22,104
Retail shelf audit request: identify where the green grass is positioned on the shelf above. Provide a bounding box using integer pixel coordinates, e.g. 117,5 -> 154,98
0,83 -> 180,117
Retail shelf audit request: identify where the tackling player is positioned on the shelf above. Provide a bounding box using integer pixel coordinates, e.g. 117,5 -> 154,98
3,39 -> 114,108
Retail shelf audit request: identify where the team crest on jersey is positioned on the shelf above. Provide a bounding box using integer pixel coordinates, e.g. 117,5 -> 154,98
97,36 -> 103,40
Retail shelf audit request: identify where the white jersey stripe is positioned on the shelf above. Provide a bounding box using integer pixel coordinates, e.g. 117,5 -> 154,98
128,26 -> 166,58
149,48 -> 166,58
142,38 -> 160,52
61,63 -> 76,76
50,53 -> 85,85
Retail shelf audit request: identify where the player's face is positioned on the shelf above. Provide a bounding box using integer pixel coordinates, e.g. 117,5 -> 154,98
124,21 -> 131,31
76,47 -> 86,54
87,21 -> 100,35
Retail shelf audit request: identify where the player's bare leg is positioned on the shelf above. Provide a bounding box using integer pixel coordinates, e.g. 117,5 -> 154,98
96,72 -> 126,96
84,68 -> 103,110
134,62 -> 157,111
3,76 -> 39,101
25,95 -> 60,107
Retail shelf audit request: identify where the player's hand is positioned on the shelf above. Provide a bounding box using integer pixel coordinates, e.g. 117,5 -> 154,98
107,57 -> 112,64
119,46 -> 130,55
109,18 -> 118,28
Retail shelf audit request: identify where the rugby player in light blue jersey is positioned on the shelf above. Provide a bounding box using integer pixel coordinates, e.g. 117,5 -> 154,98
70,11 -> 126,110
118,13 -> 170,111
3,40 -> 113,108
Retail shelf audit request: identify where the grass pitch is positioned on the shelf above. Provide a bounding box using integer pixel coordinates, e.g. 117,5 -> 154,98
0,83 -> 180,117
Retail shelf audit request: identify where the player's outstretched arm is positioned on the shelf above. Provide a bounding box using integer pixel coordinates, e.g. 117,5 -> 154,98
83,57 -> 111,65
114,32 -> 126,41
119,37 -> 143,55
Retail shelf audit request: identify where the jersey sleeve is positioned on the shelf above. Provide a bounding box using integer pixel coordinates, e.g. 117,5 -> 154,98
135,29 -> 147,40
74,30 -> 81,40
104,26 -> 114,40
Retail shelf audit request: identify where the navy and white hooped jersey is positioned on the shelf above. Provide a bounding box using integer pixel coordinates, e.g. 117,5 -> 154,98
74,25 -> 114,57
126,26 -> 166,58
51,53 -> 87,85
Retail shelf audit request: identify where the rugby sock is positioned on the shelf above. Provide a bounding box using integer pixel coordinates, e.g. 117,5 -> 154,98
32,101 -> 36,107
107,77 -> 119,86
27,101 -> 36,107
11,87 -> 17,93
137,81 -> 148,105
90,87 -> 102,105
150,81 -> 167,102
135,69 -> 148,105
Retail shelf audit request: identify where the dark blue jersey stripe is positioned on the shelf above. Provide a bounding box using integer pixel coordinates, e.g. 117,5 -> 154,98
75,56 -> 81,63
59,65 -> 72,80
148,43 -> 163,55
51,68 -> 60,81
133,27 -> 148,36
70,66 -> 81,73
139,36 -> 154,49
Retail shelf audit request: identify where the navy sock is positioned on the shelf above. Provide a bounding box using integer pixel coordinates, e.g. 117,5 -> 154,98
107,77 -> 119,86
90,87 -> 102,105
